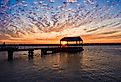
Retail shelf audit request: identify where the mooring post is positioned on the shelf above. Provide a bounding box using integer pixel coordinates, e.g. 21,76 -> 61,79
41,50 -> 44,55
28,49 -> 34,58
41,49 -> 47,55
8,50 -> 14,61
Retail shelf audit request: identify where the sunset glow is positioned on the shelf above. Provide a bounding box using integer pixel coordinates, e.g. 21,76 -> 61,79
61,41 -> 67,45
0,0 -> 121,44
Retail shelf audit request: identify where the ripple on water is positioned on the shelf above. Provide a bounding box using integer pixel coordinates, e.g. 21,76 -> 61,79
0,45 -> 121,82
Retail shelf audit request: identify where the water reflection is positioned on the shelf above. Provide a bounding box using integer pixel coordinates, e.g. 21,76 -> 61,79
0,46 -> 121,82
31,52 -> 83,78
42,52 -> 81,66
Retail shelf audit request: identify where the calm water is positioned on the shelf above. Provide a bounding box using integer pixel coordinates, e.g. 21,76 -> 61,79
0,45 -> 121,82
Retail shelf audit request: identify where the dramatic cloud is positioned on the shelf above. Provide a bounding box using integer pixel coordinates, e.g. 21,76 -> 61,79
67,0 -> 77,2
0,0 -> 121,43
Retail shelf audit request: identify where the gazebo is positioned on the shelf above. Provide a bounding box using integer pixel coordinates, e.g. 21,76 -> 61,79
60,36 -> 83,45
60,36 -> 84,52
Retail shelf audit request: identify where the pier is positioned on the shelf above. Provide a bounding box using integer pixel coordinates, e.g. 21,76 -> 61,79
0,36 -> 84,60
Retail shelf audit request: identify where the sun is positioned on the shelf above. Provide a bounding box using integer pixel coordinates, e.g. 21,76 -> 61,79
62,41 -> 67,45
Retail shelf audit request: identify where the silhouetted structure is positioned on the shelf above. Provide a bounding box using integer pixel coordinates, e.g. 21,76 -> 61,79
0,36 -> 84,60
60,36 -> 84,52
60,36 -> 83,45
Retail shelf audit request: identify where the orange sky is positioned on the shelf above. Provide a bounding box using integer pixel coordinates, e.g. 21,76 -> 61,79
0,34 -> 121,44
0,0 -> 121,44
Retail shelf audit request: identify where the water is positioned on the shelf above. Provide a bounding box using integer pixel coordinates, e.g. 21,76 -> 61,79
0,45 -> 121,82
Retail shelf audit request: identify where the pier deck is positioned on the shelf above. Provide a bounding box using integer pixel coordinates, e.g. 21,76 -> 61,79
0,44 -> 84,60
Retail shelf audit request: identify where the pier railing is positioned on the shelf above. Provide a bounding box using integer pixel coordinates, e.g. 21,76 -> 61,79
0,44 -> 60,51
0,44 -> 83,60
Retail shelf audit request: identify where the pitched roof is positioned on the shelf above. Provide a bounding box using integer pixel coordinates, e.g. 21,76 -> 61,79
60,36 -> 83,41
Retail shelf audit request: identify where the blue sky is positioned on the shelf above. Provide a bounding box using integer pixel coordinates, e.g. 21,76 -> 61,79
0,0 -> 121,43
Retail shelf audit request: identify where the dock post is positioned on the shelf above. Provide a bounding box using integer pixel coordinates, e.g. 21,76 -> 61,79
28,49 -> 34,59
41,49 -> 47,55
8,50 -> 14,61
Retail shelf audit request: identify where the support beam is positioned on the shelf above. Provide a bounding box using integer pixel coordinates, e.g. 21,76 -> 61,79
60,41 -> 61,48
28,49 -> 34,58
41,49 -> 47,55
76,41 -> 77,44
8,50 -> 14,61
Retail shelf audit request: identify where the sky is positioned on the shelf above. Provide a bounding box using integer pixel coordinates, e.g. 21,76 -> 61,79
0,0 -> 121,44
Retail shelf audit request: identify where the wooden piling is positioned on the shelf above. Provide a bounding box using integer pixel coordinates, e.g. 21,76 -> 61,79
8,50 -> 14,61
41,49 -> 47,55
28,49 -> 34,58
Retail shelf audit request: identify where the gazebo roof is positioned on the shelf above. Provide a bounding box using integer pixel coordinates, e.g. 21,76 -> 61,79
60,36 -> 83,41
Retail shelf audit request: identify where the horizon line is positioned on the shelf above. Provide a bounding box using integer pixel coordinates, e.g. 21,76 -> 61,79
0,43 -> 121,45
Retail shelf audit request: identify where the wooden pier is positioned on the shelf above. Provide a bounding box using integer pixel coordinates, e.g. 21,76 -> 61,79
0,36 -> 84,60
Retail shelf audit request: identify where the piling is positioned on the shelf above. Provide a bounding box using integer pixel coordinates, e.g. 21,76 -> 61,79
28,49 -> 34,58
8,50 -> 14,61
